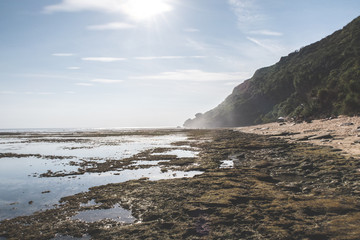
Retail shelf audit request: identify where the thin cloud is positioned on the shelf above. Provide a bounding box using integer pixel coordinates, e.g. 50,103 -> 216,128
87,22 -> 136,30
91,78 -> 124,83
131,69 -> 251,82
247,37 -> 285,53
120,0 -> 173,20
76,83 -> 94,86
67,67 -> 80,70
44,0 -> 173,20
82,57 -> 127,62
38,92 -> 56,95
24,92 -> 56,95
250,30 -> 283,36
65,91 -> 76,94
52,53 -> 74,57
185,38 -> 208,51
134,56 -> 206,60
44,0 -> 125,13
228,0 -> 264,30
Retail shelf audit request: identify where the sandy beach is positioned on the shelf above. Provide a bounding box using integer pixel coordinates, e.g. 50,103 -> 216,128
238,115 -> 360,157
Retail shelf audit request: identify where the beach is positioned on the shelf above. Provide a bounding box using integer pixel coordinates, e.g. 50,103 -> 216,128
1,128 -> 360,239
238,115 -> 360,156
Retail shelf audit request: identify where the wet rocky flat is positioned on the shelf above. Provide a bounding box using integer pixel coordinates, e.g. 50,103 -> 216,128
1,129 -> 360,239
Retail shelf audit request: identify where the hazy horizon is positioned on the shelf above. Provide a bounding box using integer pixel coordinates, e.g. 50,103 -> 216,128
1,0 -> 359,128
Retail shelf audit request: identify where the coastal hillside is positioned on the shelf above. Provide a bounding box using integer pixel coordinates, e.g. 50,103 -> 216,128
184,16 -> 360,128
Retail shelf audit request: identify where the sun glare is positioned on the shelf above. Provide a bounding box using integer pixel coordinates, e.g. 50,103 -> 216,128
122,0 -> 173,21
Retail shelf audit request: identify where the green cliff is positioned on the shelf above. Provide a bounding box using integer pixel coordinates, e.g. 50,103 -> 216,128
184,16 -> 360,128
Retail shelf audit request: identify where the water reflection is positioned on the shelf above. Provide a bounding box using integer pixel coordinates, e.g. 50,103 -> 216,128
0,132 -> 202,221
72,203 -> 135,223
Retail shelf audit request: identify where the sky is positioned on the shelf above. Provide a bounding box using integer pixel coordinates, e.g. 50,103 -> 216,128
0,0 -> 359,129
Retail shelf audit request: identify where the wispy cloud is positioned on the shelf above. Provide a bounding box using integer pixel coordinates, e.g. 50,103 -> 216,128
249,30 -> 283,36
0,91 -> 16,95
247,37 -> 285,53
76,83 -> 94,86
44,0 -> 124,13
67,67 -> 80,70
87,22 -> 136,30
44,0 -> 173,20
134,56 -> 206,60
65,91 -> 76,94
122,0 -> 172,20
24,92 -> 56,95
38,92 -> 56,95
52,53 -> 74,57
228,0 -> 264,30
91,78 -> 124,83
185,38 -> 208,51
131,69 -> 251,82
82,57 -> 127,62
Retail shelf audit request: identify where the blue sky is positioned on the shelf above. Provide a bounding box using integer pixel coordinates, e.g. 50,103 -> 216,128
0,0 -> 359,128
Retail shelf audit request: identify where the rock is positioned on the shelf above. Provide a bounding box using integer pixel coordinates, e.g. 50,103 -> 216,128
308,134 -> 333,140
297,135 -> 316,141
272,131 -> 291,136
272,132 -> 300,137
276,182 -> 302,193
340,122 -> 354,126
299,162 -> 315,171
277,117 -> 286,123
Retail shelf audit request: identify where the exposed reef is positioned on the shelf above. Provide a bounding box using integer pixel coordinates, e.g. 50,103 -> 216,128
1,129 -> 360,239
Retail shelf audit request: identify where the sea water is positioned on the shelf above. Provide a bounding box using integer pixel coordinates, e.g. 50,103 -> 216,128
0,129 -> 202,221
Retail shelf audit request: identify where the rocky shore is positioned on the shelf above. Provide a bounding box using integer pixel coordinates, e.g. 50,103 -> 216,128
1,129 -> 360,239
238,115 -> 360,157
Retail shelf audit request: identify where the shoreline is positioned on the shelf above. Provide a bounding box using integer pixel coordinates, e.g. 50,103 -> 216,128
1,129 -> 360,239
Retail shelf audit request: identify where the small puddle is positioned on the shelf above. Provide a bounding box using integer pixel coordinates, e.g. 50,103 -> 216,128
220,160 -> 234,168
72,204 -> 135,223
220,155 -> 239,169
52,234 -> 91,240
130,160 -> 169,166
80,199 -> 101,207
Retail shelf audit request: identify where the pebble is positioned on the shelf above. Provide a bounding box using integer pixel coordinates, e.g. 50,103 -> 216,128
340,122 -> 354,126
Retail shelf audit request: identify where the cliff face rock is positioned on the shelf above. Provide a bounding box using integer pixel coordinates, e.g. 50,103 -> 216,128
184,16 -> 360,128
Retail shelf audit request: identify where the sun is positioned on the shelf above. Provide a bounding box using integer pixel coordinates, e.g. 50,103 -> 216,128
122,0 -> 173,21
